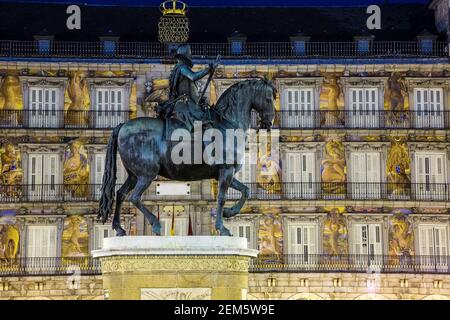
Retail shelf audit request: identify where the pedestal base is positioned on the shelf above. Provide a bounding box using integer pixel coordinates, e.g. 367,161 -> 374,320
92,236 -> 258,300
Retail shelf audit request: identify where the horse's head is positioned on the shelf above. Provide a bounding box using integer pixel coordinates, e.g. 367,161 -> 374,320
251,79 -> 276,131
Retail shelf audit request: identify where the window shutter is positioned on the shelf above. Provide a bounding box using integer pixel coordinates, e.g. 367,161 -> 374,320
307,225 -> 317,255
366,153 -> 380,183
175,219 -> 188,236
435,226 -> 448,257
43,154 -> 59,187
29,154 -> 43,186
416,154 -> 425,184
95,153 -> 106,185
369,225 -> 382,255
27,226 -> 57,257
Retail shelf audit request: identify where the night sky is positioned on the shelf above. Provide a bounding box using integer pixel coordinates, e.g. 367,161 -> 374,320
0,0 -> 430,7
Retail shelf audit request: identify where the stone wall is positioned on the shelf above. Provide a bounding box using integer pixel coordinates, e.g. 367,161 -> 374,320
1,272 -> 450,300
0,275 -> 103,300
248,273 -> 450,300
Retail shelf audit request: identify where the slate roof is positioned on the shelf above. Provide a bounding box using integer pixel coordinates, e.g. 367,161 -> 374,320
0,1 -> 442,42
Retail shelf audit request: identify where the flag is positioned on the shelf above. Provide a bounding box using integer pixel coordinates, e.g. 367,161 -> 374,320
188,211 -> 193,236
170,205 -> 175,236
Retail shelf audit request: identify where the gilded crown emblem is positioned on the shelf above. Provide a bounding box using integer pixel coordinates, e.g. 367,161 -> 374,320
160,0 -> 188,16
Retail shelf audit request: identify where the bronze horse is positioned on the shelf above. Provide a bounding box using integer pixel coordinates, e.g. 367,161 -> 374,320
99,79 -> 276,236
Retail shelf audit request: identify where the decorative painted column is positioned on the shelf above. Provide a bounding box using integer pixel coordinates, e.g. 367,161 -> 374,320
92,236 -> 257,300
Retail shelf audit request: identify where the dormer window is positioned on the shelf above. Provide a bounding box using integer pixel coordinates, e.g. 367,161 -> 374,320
228,31 -> 246,55
290,31 -> 310,56
33,34 -> 54,55
417,29 -> 438,55
103,41 -> 117,55
357,40 -> 370,54
354,33 -> 375,55
100,31 -> 119,56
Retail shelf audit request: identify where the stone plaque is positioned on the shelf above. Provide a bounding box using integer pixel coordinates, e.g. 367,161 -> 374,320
141,288 -> 211,300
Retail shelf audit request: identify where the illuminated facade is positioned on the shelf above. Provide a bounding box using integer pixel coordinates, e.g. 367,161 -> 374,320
1,1 -> 450,300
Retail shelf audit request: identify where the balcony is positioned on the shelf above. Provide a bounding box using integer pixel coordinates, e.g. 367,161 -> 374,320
227,182 -> 449,202
0,41 -> 447,59
0,183 -> 202,203
0,182 -> 448,202
0,110 -> 448,130
0,257 -> 101,276
251,110 -> 450,130
250,254 -> 450,274
0,110 -> 131,130
1,255 -> 448,276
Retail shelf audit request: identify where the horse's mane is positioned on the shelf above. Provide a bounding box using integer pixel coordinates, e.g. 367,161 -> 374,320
214,79 -> 276,114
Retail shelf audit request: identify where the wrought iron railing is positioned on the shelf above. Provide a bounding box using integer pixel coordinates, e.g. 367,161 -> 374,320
1,255 -> 448,276
251,110 -> 450,130
0,182 -> 448,202
249,254 -> 450,274
0,110 -> 131,129
0,183 -> 200,202
0,257 -> 101,276
1,110 -> 449,130
0,40 -> 447,59
227,182 -> 449,201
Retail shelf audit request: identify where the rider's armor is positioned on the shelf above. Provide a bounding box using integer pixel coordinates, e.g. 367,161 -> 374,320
167,44 -> 213,132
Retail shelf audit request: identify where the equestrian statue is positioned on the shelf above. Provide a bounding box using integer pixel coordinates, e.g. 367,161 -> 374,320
98,44 -> 276,236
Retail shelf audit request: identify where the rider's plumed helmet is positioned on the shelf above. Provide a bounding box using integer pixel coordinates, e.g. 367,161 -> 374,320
174,44 -> 193,67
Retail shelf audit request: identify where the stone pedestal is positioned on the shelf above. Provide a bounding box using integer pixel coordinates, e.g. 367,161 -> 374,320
92,236 -> 258,300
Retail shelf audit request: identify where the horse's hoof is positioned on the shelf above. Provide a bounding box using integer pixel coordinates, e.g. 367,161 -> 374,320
218,226 -> 232,237
152,221 -> 162,236
115,227 -> 127,237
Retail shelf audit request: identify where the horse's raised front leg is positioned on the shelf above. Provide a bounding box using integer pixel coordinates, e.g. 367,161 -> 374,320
112,174 -> 137,237
216,167 -> 234,236
129,176 -> 162,236
223,178 -> 249,218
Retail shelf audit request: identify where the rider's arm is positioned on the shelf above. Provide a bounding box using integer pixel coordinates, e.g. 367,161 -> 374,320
179,65 -> 211,81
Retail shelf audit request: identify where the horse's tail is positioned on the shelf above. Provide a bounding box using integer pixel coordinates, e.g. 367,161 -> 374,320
98,123 -> 123,224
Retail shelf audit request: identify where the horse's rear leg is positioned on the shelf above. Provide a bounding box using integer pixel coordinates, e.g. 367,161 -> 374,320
129,176 -> 161,236
112,174 -> 137,236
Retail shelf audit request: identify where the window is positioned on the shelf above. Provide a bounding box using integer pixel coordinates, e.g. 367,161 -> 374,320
28,86 -> 61,128
93,225 -> 115,250
287,224 -> 317,264
357,40 -> 370,54
350,152 -> 381,199
418,225 -> 448,268
93,153 -> 106,200
292,41 -> 306,56
27,225 -> 57,257
230,41 -> 243,55
420,39 -> 433,55
284,88 -> 315,128
348,88 -> 379,128
102,40 -> 117,55
415,153 -> 446,200
352,224 -> 383,264
413,88 -> 444,128
28,154 -> 59,201
37,39 -> 51,55
94,87 -> 127,128
93,152 -> 127,200
284,152 -> 316,199
159,217 -> 188,236
225,221 -> 254,249
227,151 -> 254,199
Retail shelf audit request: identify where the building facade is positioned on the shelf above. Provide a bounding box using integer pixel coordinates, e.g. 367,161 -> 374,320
1,0 -> 450,300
